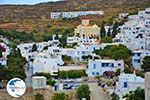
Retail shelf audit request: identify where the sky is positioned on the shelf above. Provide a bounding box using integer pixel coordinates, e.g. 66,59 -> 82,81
0,0 -> 62,5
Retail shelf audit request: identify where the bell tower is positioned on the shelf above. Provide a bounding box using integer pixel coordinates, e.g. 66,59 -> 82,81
82,16 -> 90,26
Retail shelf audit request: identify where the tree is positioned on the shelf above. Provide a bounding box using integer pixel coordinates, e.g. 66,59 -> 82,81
76,84 -> 90,100
35,93 -> 44,100
123,87 -> 145,100
107,28 -> 111,37
62,55 -> 74,65
0,49 -> 3,58
100,23 -> 106,38
115,69 -> 121,76
55,34 -> 59,40
111,92 -> 119,100
94,44 -> 131,61
32,44 -> 37,52
0,67 -> 10,81
52,92 -> 71,100
59,34 -> 67,47
141,56 -> 150,72
7,49 -> 26,80
101,36 -> 112,43
112,22 -> 119,38
58,70 -> 87,79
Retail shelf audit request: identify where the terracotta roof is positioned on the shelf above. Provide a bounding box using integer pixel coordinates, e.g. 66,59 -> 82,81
82,16 -> 89,20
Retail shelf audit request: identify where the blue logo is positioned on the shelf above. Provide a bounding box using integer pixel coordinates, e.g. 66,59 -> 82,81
7,78 -> 26,97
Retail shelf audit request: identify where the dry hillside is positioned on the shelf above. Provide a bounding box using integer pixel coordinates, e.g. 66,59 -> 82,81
0,0 -> 150,32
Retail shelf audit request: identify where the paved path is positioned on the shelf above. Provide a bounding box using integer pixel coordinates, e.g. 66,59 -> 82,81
89,83 -> 110,100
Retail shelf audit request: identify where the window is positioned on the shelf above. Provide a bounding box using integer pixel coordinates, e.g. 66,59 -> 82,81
102,63 -> 105,67
137,53 -> 141,56
92,72 -> 95,75
137,59 -> 140,63
93,64 -> 96,69
123,82 -> 128,88
118,63 -> 121,66
96,72 -> 99,75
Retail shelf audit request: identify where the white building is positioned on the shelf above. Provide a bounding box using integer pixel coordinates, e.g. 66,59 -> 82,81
32,52 -> 64,75
50,10 -> 104,19
48,44 -> 94,61
132,50 -> 150,69
17,40 -> 59,60
32,76 -> 47,89
145,72 -> 150,100
114,8 -> 150,51
115,73 -> 145,99
87,59 -> 124,77
119,13 -> 129,19
114,8 -> 150,69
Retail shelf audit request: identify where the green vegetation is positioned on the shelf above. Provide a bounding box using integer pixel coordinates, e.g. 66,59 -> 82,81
0,27 -> 73,43
123,66 -> 134,74
0,49 -> 26,81
62,55 -> 74,65
136,71 -> 145,78
101,36 -> 113,43
59,34 -> 67,47
111,92 -> 119,100
141,56 -> 150,72
52,92 -> 71,100
58,70 -> 87,79
115,69 -> 121,76
94,44 -> 131,61
112,22 -> 119,38
100,22 -> 106,38
76,84 -> 90,100
0,49 -> 3,58
0,66 -> 10,81
0,30 -> 34,42
33,72 -> 56,86
32,44 -> 37,52
123,87 -> 145,100
7,49 -> 26,80
35,93 -> 44,100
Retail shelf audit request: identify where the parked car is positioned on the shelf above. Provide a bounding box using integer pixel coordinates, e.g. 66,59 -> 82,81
63,83 -> 73,90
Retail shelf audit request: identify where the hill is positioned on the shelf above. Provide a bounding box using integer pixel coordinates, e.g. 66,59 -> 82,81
0,0 -> 150,32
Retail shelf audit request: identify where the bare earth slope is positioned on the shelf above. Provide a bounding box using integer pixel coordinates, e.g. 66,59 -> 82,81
0,0 -> 150,32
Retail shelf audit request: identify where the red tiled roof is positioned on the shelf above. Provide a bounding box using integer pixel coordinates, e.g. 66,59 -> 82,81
82,16 -> 89,20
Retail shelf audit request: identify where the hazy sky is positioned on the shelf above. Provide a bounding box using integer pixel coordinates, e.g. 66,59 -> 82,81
0,0 -> 62,5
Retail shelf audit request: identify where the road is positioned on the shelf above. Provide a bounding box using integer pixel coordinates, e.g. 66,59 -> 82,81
89,83 -> 110,100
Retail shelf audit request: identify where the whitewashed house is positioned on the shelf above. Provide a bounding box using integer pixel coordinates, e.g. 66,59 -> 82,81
31,52 -> 64,75
50,10 -> 104,19
114,8 -> 150,51
114,8 -> 150,69
48,45 -> 93,61
132,50 -> 150,69
87,59 -> 124,77
119,13 -> 129,19
32,76 -> 47,89
115,73 -> 145,99
17,40 -> 60,59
